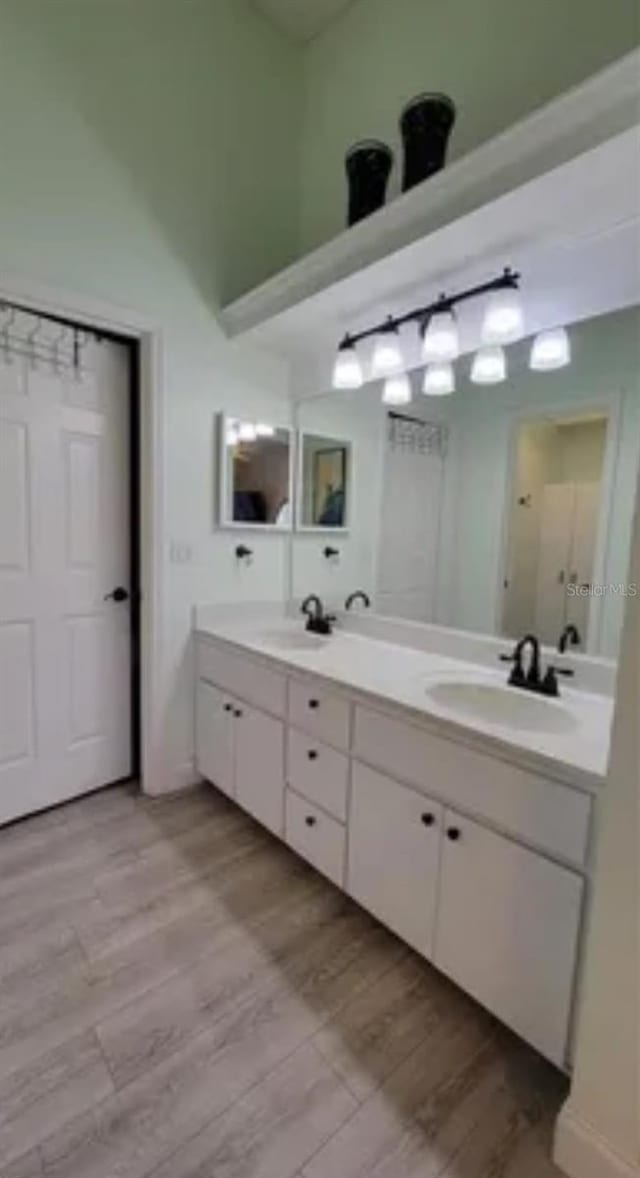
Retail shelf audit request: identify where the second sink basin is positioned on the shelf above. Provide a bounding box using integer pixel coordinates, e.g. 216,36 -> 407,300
427,680 -> 578,734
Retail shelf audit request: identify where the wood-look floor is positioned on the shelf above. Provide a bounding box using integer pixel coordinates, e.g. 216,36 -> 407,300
0,783 -> 567,1178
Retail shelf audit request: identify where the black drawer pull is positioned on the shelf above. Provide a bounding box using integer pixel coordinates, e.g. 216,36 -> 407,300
446,827 -> 461,841
421,812 -> 435,827
308,699 -> 319,709
307,750 -> 318,761
305,815 -> 317,827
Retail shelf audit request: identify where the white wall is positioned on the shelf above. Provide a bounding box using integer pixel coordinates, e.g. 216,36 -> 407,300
0,0 -> 301,792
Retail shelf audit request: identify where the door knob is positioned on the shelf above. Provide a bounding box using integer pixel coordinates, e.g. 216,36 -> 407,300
104,587 -> 129,603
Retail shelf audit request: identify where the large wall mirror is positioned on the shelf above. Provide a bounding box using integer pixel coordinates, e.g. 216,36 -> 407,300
218,415 -> 293,529
290,305 -> 640,659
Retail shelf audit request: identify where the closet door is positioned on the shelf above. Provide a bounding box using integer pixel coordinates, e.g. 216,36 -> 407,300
0,333 -> 132,824
534,483 -> 573,644
566,481 -> 600,636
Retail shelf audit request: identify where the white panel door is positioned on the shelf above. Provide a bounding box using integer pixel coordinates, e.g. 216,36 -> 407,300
234,703 -> 284,836
534,482 -> 573,645
566,481 -> 600,637
347,761 -> 443,959
0,334 -> 131,824
434,811 -> 583,1066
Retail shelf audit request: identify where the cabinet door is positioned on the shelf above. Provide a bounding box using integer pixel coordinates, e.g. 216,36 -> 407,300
434,811 -> 583,1066
348,762 -> 442,958
195,681 -> 235,798
234,703 -> 284,837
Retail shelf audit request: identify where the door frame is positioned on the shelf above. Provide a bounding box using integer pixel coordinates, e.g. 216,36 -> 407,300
496,392 -> 622,654
0,270 -> 164,795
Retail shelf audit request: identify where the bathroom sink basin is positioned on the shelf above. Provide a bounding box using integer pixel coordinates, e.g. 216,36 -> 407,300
259,630 -> 329,652
426,681 -> 578,734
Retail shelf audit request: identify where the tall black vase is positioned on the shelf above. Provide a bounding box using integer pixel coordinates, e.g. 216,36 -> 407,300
400,93 -> 456,192
345,139 -> 393,226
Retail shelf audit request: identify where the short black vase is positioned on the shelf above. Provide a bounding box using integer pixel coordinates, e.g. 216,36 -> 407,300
400,93 -> 456,192
345,139 -> 393,226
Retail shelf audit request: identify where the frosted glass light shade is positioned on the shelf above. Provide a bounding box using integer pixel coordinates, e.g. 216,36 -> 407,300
371,329 -> 404,376
530,327 -> 571,371
422,362 -> 455,396
422,309 -> 459,362
332,342 -> 364,389
481,287 -> 524,344
238,421 -> 257,441
382,373 -> 412,405
471,346 -> 506,384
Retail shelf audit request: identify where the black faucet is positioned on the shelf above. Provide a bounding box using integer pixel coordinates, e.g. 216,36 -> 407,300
345,590 -> 371,610
500,632 -> 575,697
300,595 -> 336,635
558,623 -> 581,654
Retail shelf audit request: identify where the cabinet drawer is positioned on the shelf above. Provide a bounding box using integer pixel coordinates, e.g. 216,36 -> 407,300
288,679 -> 351,749
285,789 -> 346,887
353,705 -> 591,866
197,640 -> 286,717
287,728 -> 349,821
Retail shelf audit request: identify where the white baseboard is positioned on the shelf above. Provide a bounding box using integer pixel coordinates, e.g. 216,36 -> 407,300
143,759 -> 199,796
555,1104 -> 639,1178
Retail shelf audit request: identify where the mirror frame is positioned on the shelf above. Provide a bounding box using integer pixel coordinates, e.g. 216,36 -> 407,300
217,413 -> 295,532
295,429 -> 353,534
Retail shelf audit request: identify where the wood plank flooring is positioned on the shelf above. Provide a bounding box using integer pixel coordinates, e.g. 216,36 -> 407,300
0,783 -> 567,1178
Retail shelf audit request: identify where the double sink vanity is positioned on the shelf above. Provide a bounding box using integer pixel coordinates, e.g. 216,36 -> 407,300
194,606 -> 612,1072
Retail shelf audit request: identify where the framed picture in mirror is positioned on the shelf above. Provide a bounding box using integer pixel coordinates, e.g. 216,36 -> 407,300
297,432 -> 351,531
218,415 -> 294,530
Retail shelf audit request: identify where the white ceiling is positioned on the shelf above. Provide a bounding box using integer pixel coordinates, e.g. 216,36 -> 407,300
251,0 -> 355,43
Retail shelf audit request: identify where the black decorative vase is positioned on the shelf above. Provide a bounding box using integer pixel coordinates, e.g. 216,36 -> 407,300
400,93 -> 456,192
345,139 -> 393,226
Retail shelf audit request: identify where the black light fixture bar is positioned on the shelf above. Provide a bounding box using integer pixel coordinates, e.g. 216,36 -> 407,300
339,266 -> 520,350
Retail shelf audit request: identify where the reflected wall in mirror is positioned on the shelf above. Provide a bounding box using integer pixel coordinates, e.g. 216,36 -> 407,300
291,305 -> 640,658
218,415 -> 293,529
298,432 -> 351,529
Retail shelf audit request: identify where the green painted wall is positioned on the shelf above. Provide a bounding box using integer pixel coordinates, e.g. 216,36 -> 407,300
0,0 -> 301,305
298,0 -> 640,253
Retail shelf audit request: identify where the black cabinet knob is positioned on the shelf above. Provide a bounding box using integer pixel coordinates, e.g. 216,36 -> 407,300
305,815 -> 317,827
308,699 -> 319,710
234,709 -> 243,718
446,827 -> 461,841
307,750 -> 318,761
223,703 -> 233,713
421,812 -> 435,826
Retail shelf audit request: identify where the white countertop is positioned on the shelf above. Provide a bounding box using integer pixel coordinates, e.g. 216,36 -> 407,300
195,618 -> 613,790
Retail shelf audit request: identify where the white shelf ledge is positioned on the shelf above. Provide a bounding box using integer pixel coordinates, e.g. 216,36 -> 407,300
221,51 -> 640,354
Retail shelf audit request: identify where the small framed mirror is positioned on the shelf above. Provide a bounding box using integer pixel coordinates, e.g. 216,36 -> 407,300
297,432 -> 351,531
218,415 -> 294,530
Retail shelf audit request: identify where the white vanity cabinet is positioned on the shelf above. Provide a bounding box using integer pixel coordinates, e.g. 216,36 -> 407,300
196,655 -> 286,837
434,811 -> 583,1066
348,762 -> 443,959
195,634 -> 594,1068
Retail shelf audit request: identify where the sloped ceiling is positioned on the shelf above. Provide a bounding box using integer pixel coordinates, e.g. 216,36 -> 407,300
251,0 -> 356,43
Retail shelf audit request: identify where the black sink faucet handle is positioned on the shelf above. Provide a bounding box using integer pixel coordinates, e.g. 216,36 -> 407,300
345,590 -> 371,610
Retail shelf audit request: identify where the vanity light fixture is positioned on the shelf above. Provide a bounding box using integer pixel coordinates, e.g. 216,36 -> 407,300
371,321 -> 404,377
470,345 -> 507,384
529,326 -> 571,371
255,423 -> 275,437
481,277 -> 524,344
332,337 -> 364,389
331,268 -> 521,402
422,361 -> 455,396
238,421 -> 258,442
421,305 -> 459,363
382,373 -> 412,405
